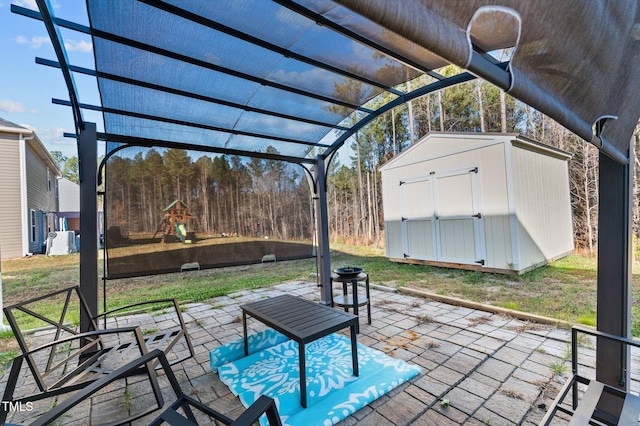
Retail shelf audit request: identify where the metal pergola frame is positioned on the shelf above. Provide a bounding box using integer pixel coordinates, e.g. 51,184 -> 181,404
14,0 -> 635,403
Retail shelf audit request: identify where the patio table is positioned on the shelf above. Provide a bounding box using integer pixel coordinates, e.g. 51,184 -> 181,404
241,294 -> 359,407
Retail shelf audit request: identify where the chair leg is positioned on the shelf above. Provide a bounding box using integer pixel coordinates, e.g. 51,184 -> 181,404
0,356 -> 23,424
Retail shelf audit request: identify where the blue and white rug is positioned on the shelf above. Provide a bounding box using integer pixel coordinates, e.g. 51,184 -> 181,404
210,330 -> 421,426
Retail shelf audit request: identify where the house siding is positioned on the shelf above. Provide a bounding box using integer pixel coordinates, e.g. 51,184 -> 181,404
0,134 -> 23,259
26,142 -> 58,254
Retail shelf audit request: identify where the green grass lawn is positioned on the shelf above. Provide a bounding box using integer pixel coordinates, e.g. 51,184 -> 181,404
1,243 -> 639,356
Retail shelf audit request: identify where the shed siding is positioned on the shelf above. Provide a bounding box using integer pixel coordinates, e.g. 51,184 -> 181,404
407,220 -> 434,258
382,141 -> 511,268
26,144 -> 58,254
512,145 -> 573,268
479,144 -> 512,269
0,135 -> 23,259
381,173 -> 402,221
381,132 -> 572,273
385,220 -> 403,258
483,215 -> 513,269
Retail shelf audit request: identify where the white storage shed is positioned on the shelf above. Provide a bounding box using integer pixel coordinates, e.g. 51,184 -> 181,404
380,132 -> 573,274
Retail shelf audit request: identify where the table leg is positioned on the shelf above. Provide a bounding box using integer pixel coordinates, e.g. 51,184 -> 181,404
342,282 -> 348,312
350,323 -> 359,377
243,311 -> 249,357
299,342 -> 307,408
330,276 -> 335,307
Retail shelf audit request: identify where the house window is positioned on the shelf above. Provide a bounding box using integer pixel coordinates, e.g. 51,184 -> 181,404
47,168 -> 52,192
30,209 -> 37,243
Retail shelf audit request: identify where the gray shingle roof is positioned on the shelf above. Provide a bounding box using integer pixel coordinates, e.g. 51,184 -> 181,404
0,117 -> 27,130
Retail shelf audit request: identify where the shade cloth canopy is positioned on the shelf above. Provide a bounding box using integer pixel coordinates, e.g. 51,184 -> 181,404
17,0 -> 640,165
16,0 -> 640,399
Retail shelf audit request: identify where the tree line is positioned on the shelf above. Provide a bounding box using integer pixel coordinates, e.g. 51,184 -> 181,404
103,148 -> 313,241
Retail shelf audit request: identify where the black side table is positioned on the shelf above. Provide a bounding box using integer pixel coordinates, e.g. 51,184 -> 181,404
331,272 -> 371,333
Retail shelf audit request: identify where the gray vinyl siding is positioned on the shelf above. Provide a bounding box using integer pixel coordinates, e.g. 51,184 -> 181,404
0,134 -> 23,259
26,143 -> 58,254
58,178 -> 80,212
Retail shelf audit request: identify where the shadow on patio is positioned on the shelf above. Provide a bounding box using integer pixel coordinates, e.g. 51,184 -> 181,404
1,280 -> 591,425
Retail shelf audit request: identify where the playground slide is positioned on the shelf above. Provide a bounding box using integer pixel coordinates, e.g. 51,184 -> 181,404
175,222 -> 188,242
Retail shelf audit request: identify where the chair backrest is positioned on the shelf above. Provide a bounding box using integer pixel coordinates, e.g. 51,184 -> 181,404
3,286 -> 101,391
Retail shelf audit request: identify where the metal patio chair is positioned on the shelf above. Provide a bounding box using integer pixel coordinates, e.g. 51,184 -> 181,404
1,286 -> 194,423
2,327 -> 151,425
540,326 -> 640,425
25,349 -> 282,426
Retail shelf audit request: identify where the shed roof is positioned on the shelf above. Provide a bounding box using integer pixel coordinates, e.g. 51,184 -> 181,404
14,0 -> 640,165
379,132 -> 570,172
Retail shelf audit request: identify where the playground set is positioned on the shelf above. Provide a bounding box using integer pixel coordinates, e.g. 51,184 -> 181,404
153,200 -> 195,243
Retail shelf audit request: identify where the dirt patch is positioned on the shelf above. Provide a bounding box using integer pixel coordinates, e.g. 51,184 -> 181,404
0,338 -> 20,355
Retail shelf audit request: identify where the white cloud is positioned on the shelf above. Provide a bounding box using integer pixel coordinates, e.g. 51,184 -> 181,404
0,99 -> 37,114
12,0 -> 37,10
64,39 -> 93,53
15,35 -> 51,49
15,35 -> 92,53
0,99 -> 25,113
6,0 -> 61,11
33,126 -> 72,146
11,0 -> 91,52
21,125 -> 77,157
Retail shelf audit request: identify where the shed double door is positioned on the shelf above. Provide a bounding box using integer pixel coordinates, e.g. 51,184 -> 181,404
400,167 -> 485,266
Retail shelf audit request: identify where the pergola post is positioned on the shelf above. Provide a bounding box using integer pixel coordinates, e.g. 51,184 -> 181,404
78,122 -> 98,333
314,155 -> 332,305
596,144 -> 633,395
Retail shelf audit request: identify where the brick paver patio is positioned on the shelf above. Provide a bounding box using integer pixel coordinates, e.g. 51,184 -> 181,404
1,280 -> 597,425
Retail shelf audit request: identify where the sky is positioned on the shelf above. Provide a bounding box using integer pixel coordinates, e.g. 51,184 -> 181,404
0,0 -> 355,165
0,0 -> 101,159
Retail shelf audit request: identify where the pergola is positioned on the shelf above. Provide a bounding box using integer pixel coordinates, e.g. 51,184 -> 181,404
15,0 -> 640,402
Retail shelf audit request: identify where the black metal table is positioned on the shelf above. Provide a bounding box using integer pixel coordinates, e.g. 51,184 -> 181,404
331,272 -> 371,333
241,294 -> 359,408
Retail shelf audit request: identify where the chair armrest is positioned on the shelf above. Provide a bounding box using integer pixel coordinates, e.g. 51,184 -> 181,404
572,325 -> 640,349
231,395 -> 282,426
94,298 -> 181,321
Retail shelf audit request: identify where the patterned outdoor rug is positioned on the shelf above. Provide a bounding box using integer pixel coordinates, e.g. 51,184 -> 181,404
210,330 -> 421,426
